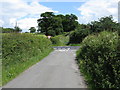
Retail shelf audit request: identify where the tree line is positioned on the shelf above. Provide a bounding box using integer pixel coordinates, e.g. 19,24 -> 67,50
1,12 -> 120,40
1,12 -> 78,34
37,12 -> 78,36
1,26 -> 22,33
69,15 -> 120,44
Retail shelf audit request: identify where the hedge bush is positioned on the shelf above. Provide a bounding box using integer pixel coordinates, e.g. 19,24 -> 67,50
2,33 -> 53,85
50,35 -> 69,46
69,29 -> 89,44
76,31 -> 120,88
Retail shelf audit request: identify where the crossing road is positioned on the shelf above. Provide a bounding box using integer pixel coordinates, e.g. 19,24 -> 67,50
53,46 -> 80,50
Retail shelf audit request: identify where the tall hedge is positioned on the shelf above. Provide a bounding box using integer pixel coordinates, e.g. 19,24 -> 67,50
69,29 -> 90,44
2,33 -> 53,85
76,31 -> 120,88
50,35 -> 69,46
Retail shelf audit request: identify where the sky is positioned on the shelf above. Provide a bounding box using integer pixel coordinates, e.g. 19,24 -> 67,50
0,0 -> 119,32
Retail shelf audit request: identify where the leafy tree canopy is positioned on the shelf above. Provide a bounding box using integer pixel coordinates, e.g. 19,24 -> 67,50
29,27 -> 36,33
37,12 -> 79,36
14,26 -> 22,33
89,15 -> 120,33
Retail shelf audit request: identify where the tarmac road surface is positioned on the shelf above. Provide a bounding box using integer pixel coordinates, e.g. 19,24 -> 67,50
3,47 -> 87,88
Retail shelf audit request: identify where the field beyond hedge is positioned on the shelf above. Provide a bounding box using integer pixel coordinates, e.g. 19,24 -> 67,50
2,33 -> 53,85
76,31 -> 120,88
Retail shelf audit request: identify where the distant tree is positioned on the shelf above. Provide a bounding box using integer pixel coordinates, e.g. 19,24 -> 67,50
51,16 -> 63,35
41,12 -> 55,18
14,26 -> 22,33
60,14 -> 78,32
47,30 -> 56,36
68,15 -> 120,44
25,32 -> 29,33
69,25 -> 90,44
29,27 -> 36,33
38,12 -> 54,35
37,12 -> 79,36
89,15 -> 119,33
37,12 -> 63,36
2,27 -> 14,33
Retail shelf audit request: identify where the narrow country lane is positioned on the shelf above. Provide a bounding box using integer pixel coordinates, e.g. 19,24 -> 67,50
3,47 -> 87,88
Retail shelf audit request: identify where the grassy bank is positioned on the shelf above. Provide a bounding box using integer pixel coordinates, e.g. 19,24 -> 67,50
76,31 -> 120,89
2,33 -> 53,85
68,44 -> 81,46
50,35 -> 69,46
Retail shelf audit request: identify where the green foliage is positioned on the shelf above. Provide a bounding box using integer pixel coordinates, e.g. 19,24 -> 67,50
50,35 -> 69,46
29,27 -> 36,33
0,33 -> 1,86
69,15 -> 120,44
76,31 -> 120,88
1,27 -> 15,33
89,16 -> 120,33
1,27 -> 22,33
62,14 -> 78,32
41,12 -> 54,18
47,30 -> 56,36
37,12 -> 78,36
2,33 -> 53,85
37,12 -> 64,36
68,44 -> 80,46
14,26 -> 22,33
69,25 -> 90,44
62,32 -> 70,36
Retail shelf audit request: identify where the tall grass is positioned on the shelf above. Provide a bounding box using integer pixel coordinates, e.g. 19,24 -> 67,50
2,33 -> 53,85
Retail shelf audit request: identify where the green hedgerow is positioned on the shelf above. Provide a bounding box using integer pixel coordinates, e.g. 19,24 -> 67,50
76,31 -> 120,88
50,35 -> 69,46
2,33 -> 53,85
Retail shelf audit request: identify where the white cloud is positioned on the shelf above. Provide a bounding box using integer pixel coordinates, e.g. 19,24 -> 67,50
78,0 -> 119,24
0,20 -> 4,27
18,18 -> 38,32
0,0 -> 58,32
39,0 -> 87,2
1,0 -> 119,31
17,0 -> 88,2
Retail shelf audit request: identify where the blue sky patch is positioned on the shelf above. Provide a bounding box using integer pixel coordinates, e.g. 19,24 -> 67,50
40,2 -> 84,17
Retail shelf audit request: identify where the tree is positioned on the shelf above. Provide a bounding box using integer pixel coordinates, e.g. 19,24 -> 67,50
69,25 -> 90,44
2,27 -> 14,33
51,16 -> 63,35
29,27 -> 36,33
41,12 -> 55,18
14,26 -> 22,33
37,12 -> 79,36
37,12 -> 63,36
89,15 -> 119,33
62,14 -> 78,32
47,30 -> 56,36
115,23 -> 120,35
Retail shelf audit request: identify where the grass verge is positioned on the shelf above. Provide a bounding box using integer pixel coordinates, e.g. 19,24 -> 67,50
77,60 -> 96,89
2,33 -> 53,86
68,44 -> 81,46
2,48 -> 53,85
